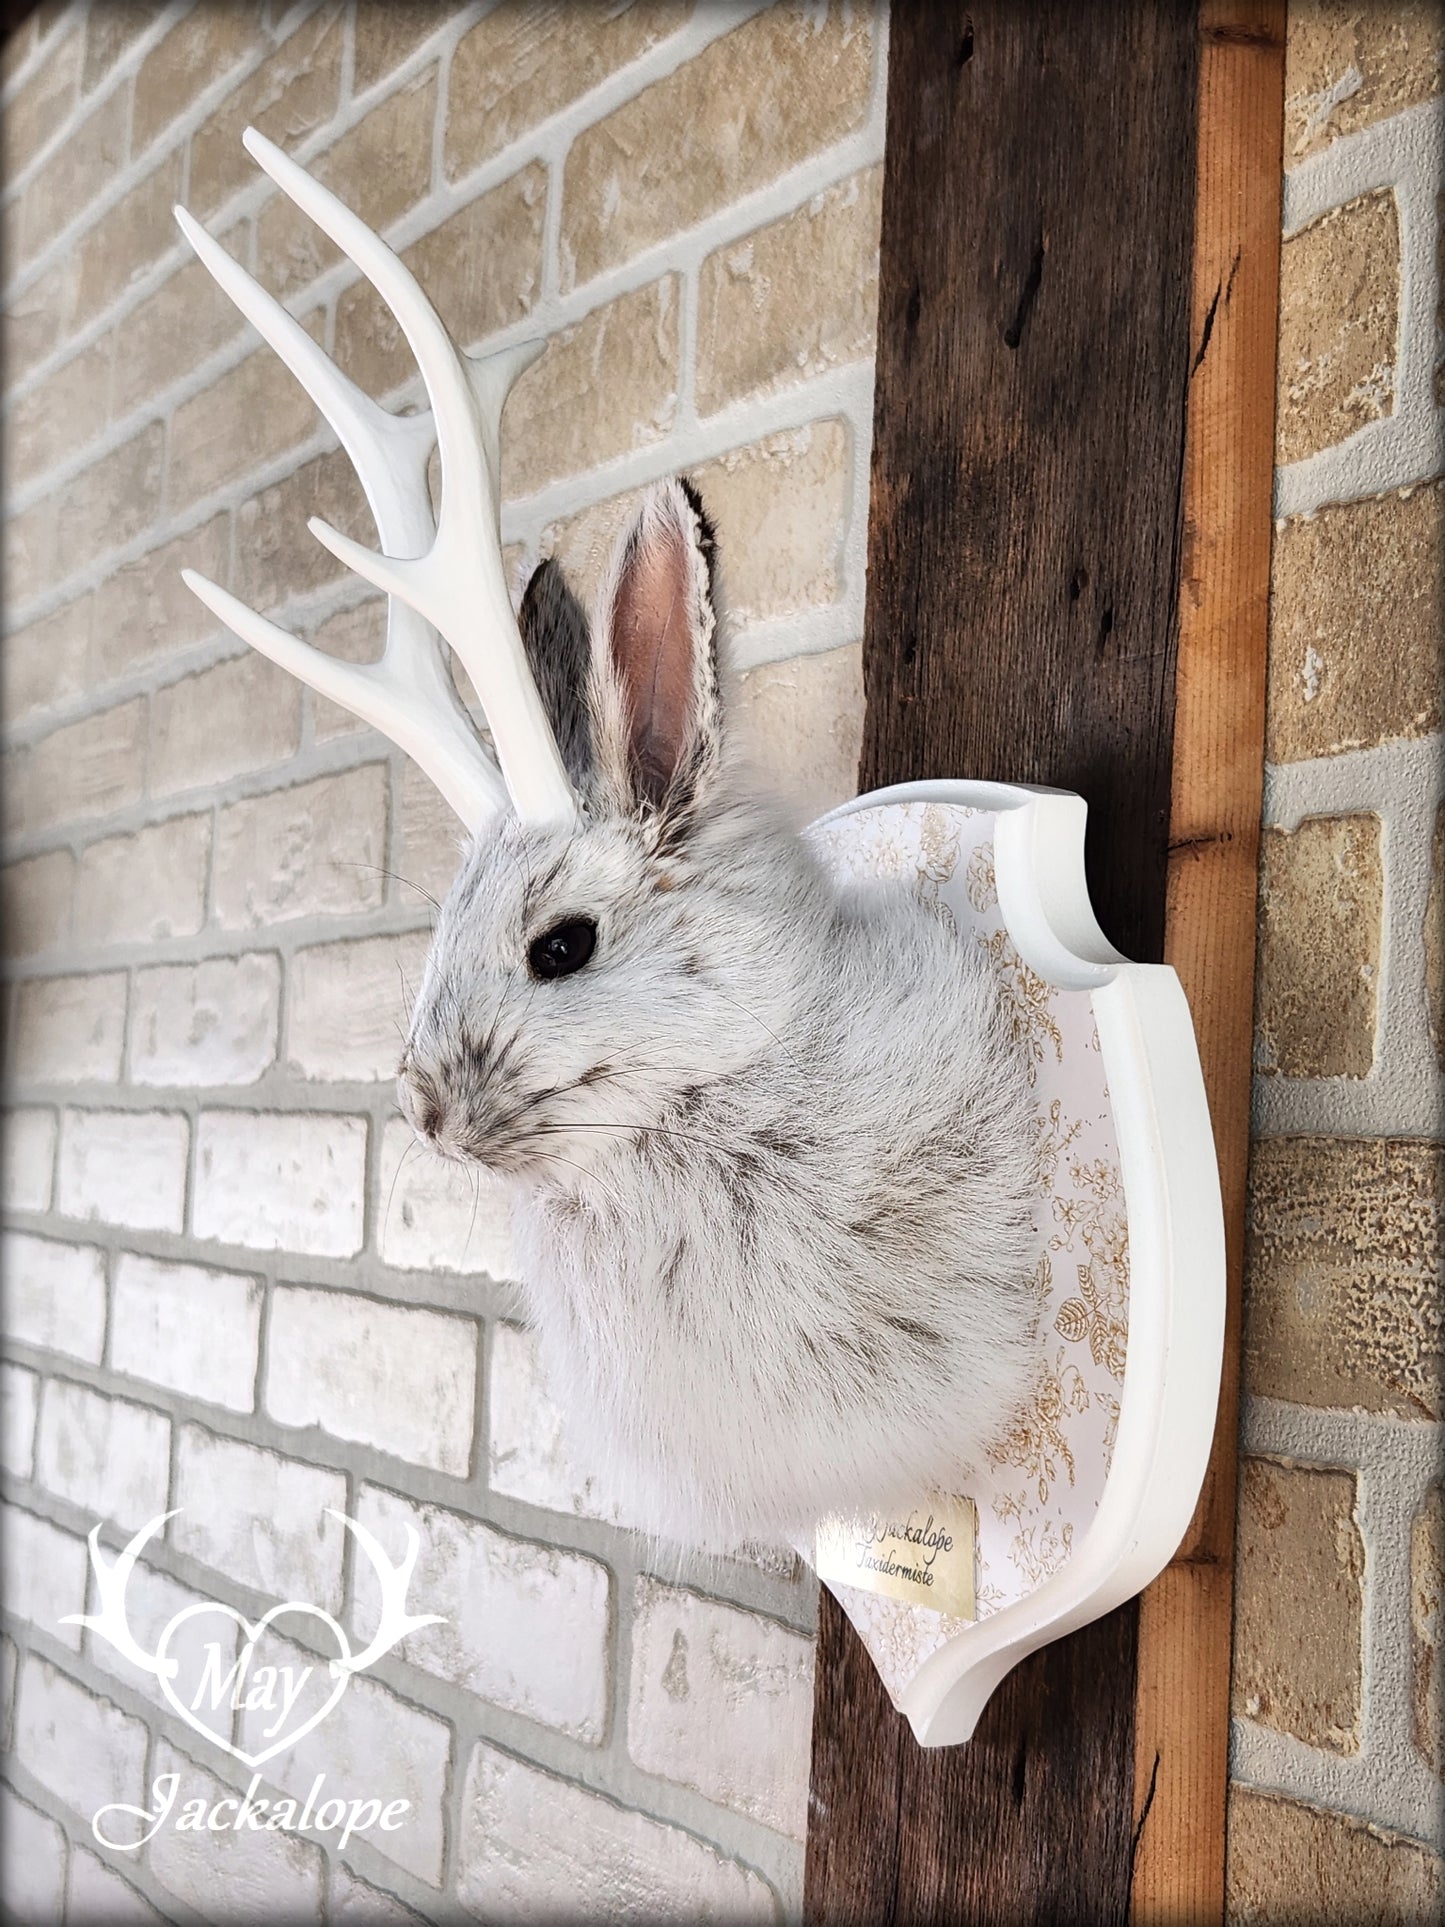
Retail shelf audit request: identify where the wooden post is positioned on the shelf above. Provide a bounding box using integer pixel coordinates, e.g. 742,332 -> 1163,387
805,5 -> 1200,1921
1130,7 -> 1285,1921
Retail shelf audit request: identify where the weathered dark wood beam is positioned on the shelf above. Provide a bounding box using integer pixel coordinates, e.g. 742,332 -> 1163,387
806,6 -> 1199,1921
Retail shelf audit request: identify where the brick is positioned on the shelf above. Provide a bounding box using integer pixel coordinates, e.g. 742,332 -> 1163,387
82,2 -> 163,92
172,1425 -> 346,1604
3,486 -> 61,608
446,1 -> 685,182
63,420 -> 168,574
72,147 -> 184,328
232,446 -> 372,611
15,697 -> 147,833
698,165 -> 883,414
132,2 -> 267,154
168,333 -> 327,508
377,1116 -> 515,1276
1245,1138 -> 1443,1421
1277,189 -> 1399,465
307,598 -> 384,741
334,161 -> 547,399
36,1380 -> 171,1530
629,1577 -> 813,1836
129,954 -> 281,1087
4,332 -> 113,489
212,763 -> 388,930
562,2 -> 873,288
1,20 -> 79,176
185,4 -> 343,218
693,420 -> 850,624
85,1556 -> 238,1745
112,1254 -> 262,1414
92,512 -> 231,684
2,848 -> 73,958
501,275 -> 680,498
1266,484 -> 1443,761
57,1107 -> 188,1233
1,1231 -> 106,1362
2,254 -> 79,390
1,1365 -> 39,1478
4,592 -> 92,723
255,68 -> 438,301
1412,1482 -> 1444,1779
2,1108 -> 56,1212
1226,1786 -> 1443,1922
488,1319 -> 629,1524
15,81 -> 129,264
1232,1456 -> 1363,1753
194,1108 -> 367,1256
2,1504 -> 86,1642
329,1863 -> 428,1926
67,1851 -> 168,1927
0,1634 -> 12,1747
395,758 -> 469,903
358,6 -> 452,90
458,1742 -> 776,1920
147,1738 -> 324,1919
356,1483 -> 610,1739
234,1636 -> 450,1885
72,812 -> 211,946
150,651 -> 304,796
109,248 -> 248,418
1255,813 -> 1382,1078
1283,1 -> 1445,160
266,1287 -> 477,1473
0,1786 -> 66,1924
8,971 -> 127,1084
287,930 -> 431,1081
1429,804 -> 1444,1072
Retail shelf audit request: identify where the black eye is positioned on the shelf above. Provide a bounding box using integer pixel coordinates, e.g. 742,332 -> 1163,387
528,916 -> 598,981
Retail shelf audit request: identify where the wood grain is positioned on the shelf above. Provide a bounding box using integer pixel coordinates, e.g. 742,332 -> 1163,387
1130,6 -> 1285,1920
805,5 -> 1198,1920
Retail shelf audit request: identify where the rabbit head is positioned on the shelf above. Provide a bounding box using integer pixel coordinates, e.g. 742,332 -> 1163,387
397,478 -> 834,1180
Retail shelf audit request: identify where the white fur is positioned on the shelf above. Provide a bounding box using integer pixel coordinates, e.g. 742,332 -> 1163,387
399,485 -> 1039,1547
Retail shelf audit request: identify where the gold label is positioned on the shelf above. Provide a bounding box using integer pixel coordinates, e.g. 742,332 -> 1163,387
815,1498 -> 977,1619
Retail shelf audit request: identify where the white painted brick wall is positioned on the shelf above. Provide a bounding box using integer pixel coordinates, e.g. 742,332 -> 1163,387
0,1784 -> 67,1924
66,1848 -> 169,1926
128,954 -> 282,1087
458,1741 -> 778,1922
264,1286 -> 478,1474
84,1557 -> 238,1747
355,1483 -> 612,1742
1,1230 -> 106,1362
12,1656 -> 149,1826
0,3 -> 882,1913
171,1426 -> 347,1609
628,1577 -> 815,1840
110,1252 -> 262,1413
193,1108 -> 368,1255
0,1504 -> 87,1649
56,1105 -> 189,1232
34,1379 -> 171,1530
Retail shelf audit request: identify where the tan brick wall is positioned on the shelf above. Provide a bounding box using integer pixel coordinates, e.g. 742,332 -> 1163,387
1227,2 -> 1445,1911
1,3 -> 884,1916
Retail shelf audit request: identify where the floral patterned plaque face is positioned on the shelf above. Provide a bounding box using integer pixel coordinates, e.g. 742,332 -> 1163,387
805,802 -> 1130,1710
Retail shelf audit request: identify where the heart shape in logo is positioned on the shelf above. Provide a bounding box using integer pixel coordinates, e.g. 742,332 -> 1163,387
156,1601 -> 353,1768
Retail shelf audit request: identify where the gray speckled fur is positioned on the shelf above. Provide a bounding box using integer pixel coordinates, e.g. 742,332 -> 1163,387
400,480 -> 1038,1546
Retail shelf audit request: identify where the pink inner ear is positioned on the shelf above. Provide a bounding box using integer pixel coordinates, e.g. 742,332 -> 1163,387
609,512 -> 696,801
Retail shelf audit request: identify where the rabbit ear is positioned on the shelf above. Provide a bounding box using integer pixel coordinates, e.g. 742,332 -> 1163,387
519,558 -> 595,791
597,477 -> 722,820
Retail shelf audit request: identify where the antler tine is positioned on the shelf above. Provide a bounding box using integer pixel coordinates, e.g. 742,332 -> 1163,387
242,125 -> 579,831
172,206 -> 506,827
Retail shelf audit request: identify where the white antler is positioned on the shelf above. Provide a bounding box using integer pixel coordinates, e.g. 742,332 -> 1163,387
330,1511 -> 444,1675
173,127 -> 579,830
61,1514 -> 179,1678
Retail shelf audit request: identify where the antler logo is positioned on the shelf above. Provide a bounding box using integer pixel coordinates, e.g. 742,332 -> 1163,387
64,1511 -> 443,1769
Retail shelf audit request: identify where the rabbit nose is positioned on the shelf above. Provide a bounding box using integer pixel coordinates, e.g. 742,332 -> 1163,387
398,1063 -> 447,1143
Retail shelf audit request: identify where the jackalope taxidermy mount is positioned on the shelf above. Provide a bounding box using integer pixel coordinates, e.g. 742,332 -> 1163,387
177,130 -> 1039,1549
